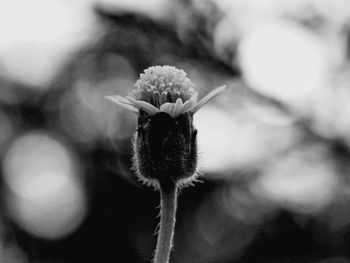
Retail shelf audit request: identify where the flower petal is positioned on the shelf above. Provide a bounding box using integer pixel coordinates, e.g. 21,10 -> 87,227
105,95 -> 139,113
158,99 -> 187,118
172,98 -> 184,117
160,102 -> 174,114
182,97 -> 197,113
126,96 -> 160,115
190,85 -> 226,113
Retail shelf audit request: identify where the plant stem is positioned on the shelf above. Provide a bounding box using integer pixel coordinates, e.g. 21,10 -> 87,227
154,180 -> 178,263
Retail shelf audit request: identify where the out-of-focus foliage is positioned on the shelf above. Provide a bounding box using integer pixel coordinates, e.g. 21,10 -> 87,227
1,0 -> 350,262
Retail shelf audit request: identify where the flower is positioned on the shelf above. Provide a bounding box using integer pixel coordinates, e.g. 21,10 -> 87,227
105,65 -> 226,118
106,65 -> 226,188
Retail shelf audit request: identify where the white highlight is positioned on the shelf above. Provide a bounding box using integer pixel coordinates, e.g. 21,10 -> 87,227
239,21 -> 327,101
252,149 -> 338,213
3,132 -> 86,239
194,107 -> 237,173
194,106 -> 296,174
0,0 -> 98,87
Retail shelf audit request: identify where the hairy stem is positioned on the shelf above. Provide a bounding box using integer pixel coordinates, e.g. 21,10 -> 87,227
154,180 -> 178,263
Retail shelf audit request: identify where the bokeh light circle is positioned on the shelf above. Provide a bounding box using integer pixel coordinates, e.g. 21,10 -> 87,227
238,21 -> 327,102
3,132 -> 87,239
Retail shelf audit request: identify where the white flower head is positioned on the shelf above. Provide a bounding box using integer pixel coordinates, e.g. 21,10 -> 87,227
105,65 -> 226,118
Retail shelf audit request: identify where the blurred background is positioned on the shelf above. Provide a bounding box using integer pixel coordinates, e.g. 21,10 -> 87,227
1,0 -> 350,262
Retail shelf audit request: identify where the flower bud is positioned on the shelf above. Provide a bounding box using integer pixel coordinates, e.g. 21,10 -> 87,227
133,110 -> 198,187
105,65 -> 226,188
